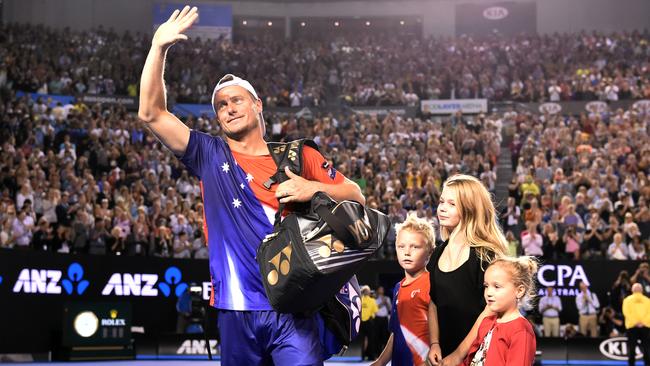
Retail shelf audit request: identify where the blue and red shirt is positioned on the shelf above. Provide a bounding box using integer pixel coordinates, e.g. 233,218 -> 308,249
180,130 -> 343,310
390,271 -> 431,365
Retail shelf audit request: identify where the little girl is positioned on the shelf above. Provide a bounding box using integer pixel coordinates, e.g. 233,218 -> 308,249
463,256 -> 538,366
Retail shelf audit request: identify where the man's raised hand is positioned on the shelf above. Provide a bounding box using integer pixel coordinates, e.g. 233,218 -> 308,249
152,5 -> 198,49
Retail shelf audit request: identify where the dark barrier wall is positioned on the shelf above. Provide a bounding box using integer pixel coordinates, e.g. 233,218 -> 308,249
379,260 -> 647,325
0,249 -> 644,352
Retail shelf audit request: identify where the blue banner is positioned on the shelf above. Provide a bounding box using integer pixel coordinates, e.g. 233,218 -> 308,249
153,3 -> 232,40
171,103 -> 215,118
16,91 -> 75,107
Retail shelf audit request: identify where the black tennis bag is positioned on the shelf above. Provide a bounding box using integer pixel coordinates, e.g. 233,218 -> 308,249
256,140 -> 390,315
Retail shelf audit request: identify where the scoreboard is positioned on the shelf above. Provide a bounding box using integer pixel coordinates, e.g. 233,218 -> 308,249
61,302 -> 133,360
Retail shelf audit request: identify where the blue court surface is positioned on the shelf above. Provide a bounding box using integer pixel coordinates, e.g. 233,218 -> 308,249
1,359 -> 648,365
0,364 -> 356,366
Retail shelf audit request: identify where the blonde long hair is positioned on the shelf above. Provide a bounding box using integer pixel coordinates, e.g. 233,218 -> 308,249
440,174 -> 507,265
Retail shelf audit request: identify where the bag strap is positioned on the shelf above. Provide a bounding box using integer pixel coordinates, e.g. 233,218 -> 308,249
266,139 -> 314,228
265,139 -> 320,188
311,192 -> 365,249
265,140 -> 363,247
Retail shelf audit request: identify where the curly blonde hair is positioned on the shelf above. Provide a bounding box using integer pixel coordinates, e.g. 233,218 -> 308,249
489,256 -> 539,310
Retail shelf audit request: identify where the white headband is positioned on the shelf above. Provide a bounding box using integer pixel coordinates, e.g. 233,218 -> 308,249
211,74 -> 259,115
211,74 -> 266,136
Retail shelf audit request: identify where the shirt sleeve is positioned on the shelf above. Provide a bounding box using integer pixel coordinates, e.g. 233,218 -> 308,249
179,130 -> 220,178
592,293 -> 600,309
576,294 -> 585,312
507,329 -> 537,366
301,145 -> 345,184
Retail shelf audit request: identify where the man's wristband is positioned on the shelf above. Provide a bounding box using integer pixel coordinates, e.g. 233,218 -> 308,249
430,341 -> 439,346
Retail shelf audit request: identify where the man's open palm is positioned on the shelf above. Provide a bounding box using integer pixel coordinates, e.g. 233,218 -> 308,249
152,5 -> 198,49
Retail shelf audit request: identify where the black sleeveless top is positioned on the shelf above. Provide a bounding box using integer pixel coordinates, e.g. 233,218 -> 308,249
428,241 -> 488,357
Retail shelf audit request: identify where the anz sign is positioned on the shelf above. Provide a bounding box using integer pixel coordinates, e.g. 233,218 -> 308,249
101,267 -> 188,297
10,263 -> 210,299
12,263 -> 89,295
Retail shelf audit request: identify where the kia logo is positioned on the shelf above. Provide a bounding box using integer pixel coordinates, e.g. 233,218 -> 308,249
539,103 -> 562,115
599,337 -> 642,361
585,101 -> 609,114
483,7 -> 509,20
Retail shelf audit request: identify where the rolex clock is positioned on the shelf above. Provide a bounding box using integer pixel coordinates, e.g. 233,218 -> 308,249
73,311 -> 99,337
61,302 -> 133,360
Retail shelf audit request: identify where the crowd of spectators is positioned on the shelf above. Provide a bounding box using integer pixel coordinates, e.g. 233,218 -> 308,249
0,88 -> 501,258
502,103 -> 650,261
1,22 -> 648,259
2,23 -> 650,108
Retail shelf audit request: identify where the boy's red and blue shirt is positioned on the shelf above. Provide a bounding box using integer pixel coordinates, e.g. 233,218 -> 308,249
390,271 -> 431,365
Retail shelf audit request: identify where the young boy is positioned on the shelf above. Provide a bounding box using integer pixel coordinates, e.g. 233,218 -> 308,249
371,214 -> 439,366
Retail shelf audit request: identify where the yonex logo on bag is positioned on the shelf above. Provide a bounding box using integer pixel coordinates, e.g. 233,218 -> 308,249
62,262 -> 90,295
158,266 -> 188,297
348,219 -> 371,243
314,234 -> 345,258
288,150 -> 298,161
267,242 -> 292,286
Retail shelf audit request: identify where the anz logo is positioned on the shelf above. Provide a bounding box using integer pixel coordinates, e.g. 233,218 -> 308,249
13,263 -> 89,295
101,266 -> 187,297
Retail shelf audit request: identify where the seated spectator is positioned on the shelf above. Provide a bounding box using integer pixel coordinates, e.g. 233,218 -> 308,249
607,233 -> 629,260
582,211 -> 606,258
173,232 -> 192,259
631,263 -> 650,295
192,231 -> 208,259
628,235 -> 647,260
505,230 -> 521,257
88,218 -> 109,255
598,306 -> 625,337
12,208 -> 34,249
521,221 -> 543,256
610,270 -> 632,313
542,223 -> 565,261
563,226 -> 581,260
32,217 -> 54,252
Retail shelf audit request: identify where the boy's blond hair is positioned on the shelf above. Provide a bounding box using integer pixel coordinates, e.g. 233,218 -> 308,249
395,213 -> 436,251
